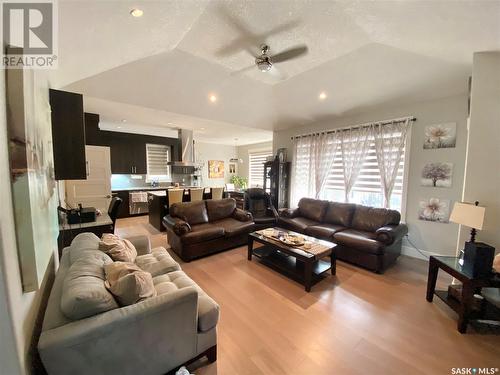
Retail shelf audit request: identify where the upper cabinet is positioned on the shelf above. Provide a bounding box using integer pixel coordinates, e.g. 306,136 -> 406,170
84,112 -> 181,175
49,89 -> 86,180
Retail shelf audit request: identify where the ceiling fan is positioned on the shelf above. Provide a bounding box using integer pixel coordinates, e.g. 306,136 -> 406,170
231,43 -> 308,79
214,6 -> 308,79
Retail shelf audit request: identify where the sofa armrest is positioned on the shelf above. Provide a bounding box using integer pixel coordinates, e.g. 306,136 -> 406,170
163,215 -> 192,235
279,208 -> 298,218
39,287 -> 199,375
233,208 -> 253,222
126,235 -> 151,256
267,206 -> 279,219
376,224 -> 408,245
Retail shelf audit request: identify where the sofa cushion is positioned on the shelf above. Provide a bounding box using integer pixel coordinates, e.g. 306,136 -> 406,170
323,202 -> 356,227
170,200 -> 208,225
333,229 -> 384,255
181,223 -> 225,245
99,233 -> 137,263
351,205 -> 401,232
214,218 -> 255,237
153,271 -> 220,332
60,254 -> 118,320
206,198 -> 236,222
298,198 -> 329,222
104,262 -> 156,306
305,224 -> 346,240
254,216 -> 277,224
278,216 -> 320,233
135,247 -> 180,276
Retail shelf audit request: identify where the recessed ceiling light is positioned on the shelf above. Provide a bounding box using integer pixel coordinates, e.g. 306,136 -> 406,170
130,8 -> 143,17
209,94 -> 217,103
200,127 -> 205,130
319,92 -> 327,100
117,126 -> 122,129
121,119 -> 127,123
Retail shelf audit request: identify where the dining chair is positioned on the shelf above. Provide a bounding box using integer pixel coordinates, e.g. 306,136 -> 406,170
189,188 -> 204,202
167,189 -> 185,207
210,187 -> 224,200
107,197 -> 123,233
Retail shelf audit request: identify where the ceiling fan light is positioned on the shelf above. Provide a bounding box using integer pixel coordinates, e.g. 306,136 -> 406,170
257,61 -> 272,72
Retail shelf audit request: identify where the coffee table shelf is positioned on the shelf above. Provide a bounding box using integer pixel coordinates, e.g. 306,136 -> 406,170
248,228 -> 336,292
253,246 -> 331,284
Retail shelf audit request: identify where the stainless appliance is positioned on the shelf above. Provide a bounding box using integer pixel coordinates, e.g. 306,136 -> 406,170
129,191 -> 149,215
167,129 -> 196,174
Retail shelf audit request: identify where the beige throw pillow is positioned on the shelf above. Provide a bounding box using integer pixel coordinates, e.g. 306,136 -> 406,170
493,253 -> 500,273
99,233 -> 137,262
104,262 -> 156,306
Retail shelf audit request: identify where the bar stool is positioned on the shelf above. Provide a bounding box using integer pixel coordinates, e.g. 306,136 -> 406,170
167,189 -> 184,207
189,188 -> 204,202
210,187 -> 224,200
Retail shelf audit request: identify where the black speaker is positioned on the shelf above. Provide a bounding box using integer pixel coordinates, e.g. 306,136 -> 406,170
463,241 -> 495,278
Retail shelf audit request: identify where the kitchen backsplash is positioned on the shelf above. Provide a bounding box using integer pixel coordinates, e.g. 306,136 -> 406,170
111,174 -> 193,190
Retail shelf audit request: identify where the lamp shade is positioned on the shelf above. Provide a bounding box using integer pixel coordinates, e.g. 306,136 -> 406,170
449,202 -> 485,230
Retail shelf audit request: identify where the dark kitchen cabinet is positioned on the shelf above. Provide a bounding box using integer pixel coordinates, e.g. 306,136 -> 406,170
84,113 -> 181,174
109,134 -> 147,174
49,89 -> 86,180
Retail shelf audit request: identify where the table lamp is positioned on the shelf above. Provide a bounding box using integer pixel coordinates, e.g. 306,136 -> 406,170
450,201 -> 494,277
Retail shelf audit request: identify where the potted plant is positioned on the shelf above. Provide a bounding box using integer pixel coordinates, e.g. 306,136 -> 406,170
230,175 -> 248,190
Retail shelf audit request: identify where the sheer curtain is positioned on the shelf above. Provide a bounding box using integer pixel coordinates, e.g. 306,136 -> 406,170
340,125 -> 372,202
291,132 -> 338,206
373,118 -> 411,207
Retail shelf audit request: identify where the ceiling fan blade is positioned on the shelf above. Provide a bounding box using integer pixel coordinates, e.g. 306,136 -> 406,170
230,65 -> 256,76
271,45 -> 308,63
264,19 -> 301,39
215,6 -> 260,57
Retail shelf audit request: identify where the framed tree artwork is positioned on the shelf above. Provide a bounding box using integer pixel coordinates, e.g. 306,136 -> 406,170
208,160 -> 224,179
421,162 -> 453,187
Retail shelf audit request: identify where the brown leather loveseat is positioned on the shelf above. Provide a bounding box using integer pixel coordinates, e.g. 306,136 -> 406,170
278,198 -> 408,273
163,198 -> 254,261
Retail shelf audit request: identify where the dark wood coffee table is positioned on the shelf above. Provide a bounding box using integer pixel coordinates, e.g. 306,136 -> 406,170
248,228 -> 336,292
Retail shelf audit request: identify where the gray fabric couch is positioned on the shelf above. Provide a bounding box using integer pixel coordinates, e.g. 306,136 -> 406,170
38,233 -> 218,375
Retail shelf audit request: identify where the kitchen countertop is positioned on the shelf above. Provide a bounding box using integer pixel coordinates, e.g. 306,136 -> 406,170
112,186 -> 201,192
148,191 -> 167,197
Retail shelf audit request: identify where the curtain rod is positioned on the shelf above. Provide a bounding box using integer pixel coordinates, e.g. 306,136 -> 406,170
290,116 -> 416,140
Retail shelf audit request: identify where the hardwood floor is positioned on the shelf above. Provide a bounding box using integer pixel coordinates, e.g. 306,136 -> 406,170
116,216 -> 500,375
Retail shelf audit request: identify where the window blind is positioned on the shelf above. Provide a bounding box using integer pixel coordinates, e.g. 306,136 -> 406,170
322,134 -> 406,210
146,143 -> 170,178
249,150 -> 273,188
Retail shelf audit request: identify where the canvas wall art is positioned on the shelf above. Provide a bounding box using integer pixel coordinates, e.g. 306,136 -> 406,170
423,123 -> 456,149
418,198 -> 450,223
6,68 -> 58,291
421,162 -> 453,187
208,160 -> 224,179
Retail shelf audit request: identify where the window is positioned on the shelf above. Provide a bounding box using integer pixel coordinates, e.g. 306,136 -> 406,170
146,143 -> 170,181
249,149 -> 273,188
292,121 -> 410,215
321,135 -> 407,212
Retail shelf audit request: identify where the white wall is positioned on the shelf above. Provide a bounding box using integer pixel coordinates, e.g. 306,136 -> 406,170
458,52 -> 500,250
0,69 -> 58,374
194,141 -> 237,188
273,93 -> 469,258
237,141 -> 273,183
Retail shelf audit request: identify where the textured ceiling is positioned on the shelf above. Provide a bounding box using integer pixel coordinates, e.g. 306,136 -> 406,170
57,0 -> 500,145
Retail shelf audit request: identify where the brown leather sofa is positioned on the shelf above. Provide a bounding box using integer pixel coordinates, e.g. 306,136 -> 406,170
163,198 -> 254,261
278,198 -> 408,273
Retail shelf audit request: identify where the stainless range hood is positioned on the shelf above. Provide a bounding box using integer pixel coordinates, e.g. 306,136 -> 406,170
168,129 -> 196,169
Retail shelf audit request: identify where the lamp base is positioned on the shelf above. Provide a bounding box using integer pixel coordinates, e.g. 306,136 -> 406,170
463,241 -> 495,278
